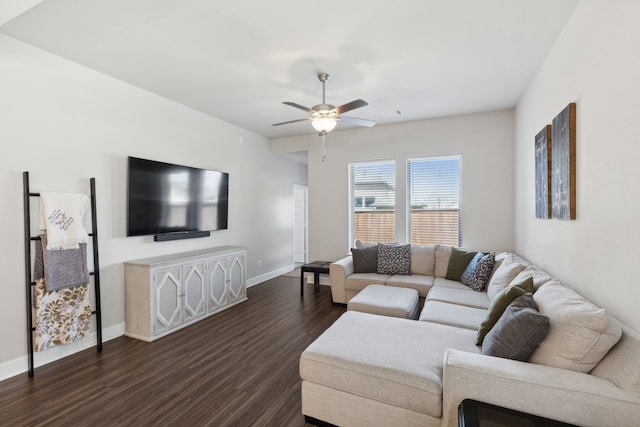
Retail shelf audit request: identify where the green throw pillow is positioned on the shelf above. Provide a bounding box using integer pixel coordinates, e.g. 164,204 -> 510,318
512,276 -> 535,293
445,248 -> 478,281
476,277 -> 535,346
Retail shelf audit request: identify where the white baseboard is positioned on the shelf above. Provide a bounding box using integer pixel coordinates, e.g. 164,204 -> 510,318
0,322 -> 125,382
1,265 -> 326,381
247,265 -> 330,287
247,264 -> 296,287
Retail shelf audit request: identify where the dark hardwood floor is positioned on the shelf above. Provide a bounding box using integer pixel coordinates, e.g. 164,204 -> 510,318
0,276 -> 345,426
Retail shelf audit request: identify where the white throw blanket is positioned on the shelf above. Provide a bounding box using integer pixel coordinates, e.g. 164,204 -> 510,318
39,192 -> 90,250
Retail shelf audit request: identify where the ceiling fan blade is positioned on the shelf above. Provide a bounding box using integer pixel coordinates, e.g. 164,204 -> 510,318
334,99 -> 368,115
338,116 -> 376,127
283,101 -> 314,114
272,118 -> 311,126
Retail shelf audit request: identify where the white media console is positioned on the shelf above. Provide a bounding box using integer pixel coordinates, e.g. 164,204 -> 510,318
124,246 -> 247,342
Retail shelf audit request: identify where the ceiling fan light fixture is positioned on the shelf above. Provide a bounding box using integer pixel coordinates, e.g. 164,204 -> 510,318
272,72 -> 375,135
311,116 -> 337,133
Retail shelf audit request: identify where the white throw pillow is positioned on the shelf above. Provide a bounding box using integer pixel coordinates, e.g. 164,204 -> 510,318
511,267 -> 554,292
529,282 -> 622,373
486,262 -> 527,301
487,252 -> 509,283
410,244 -> 436,276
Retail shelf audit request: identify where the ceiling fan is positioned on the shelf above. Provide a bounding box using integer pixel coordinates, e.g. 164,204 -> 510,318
272,73 -> 376,135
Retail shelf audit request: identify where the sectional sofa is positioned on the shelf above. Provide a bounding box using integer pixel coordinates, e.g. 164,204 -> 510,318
299,244 -> 640,427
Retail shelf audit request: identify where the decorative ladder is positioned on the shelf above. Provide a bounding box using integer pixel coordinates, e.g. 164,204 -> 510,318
22,171 -> 103,377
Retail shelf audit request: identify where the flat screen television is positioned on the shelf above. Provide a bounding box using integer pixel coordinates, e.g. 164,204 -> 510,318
127,156 -> 229,239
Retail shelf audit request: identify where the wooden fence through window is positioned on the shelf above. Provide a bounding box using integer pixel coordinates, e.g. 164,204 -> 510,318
354,209 -> 459,246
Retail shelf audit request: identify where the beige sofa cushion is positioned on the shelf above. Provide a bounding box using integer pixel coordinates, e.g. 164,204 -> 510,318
485,252 -> 509,283
386,274 -> 433,297
530,282 -> 622,373
486,261 -> 527,301
434,245 -> 452,278
410,244 -> 436,276
300,311 -> 479,418
511,266 -> 554,291
345,273 -> 390,294
591,324 -> 640,392
419,300 -> 486,330
433,277 -> 472,291
426,286 -> 490,310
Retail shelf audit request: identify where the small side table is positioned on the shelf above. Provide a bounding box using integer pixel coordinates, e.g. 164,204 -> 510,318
458,399 -> 577,427
300,261 -> 331,297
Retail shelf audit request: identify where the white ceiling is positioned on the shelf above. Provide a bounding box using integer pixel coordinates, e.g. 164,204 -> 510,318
1,0 -> 579,139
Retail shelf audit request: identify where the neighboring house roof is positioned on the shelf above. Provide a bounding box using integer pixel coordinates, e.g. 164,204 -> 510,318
354,182 -> 394,193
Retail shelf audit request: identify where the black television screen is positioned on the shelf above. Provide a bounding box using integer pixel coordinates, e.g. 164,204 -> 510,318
127,156 -> 229,237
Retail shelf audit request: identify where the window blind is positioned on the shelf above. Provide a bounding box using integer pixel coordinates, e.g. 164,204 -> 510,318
406,155 -> 462,246
349,160 -> 395,246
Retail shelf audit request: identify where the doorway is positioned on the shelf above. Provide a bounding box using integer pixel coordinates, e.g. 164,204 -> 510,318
293,184 -> 308,264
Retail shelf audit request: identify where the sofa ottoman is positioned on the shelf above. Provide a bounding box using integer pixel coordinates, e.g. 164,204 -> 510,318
300,311 -> 480,427
347,284 -> 419,319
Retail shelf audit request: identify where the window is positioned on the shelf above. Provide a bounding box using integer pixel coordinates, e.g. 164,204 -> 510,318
349,160 -> 395,246
406,155 -> 462,246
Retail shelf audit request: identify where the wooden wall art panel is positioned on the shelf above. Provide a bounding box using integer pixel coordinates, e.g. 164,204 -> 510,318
535,124 -> 552,219
551,102 -> 576,220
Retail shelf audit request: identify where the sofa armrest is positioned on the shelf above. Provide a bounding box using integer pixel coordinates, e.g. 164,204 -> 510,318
441,349 -> 640,427
329,256 -> 353,304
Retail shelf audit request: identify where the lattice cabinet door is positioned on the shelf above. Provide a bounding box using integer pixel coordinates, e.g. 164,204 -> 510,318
208,257 -> 229,314
152,266 -> 183,336
182,261 -> 207,323
227,253 -> 246,305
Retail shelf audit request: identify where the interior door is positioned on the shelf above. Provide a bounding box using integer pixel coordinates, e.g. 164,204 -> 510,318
293,185 -> 308,263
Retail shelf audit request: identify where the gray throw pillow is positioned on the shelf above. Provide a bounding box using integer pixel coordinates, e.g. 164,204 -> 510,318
351,245 -> 378,273
508,291 -> 537,310
377,243 -> 411,275
476,277 -> 534,346
483,293 -> 550,361
460,252 -> 495,291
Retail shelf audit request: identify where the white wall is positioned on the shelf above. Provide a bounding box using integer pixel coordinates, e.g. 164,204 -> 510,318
515,1 -> 640,330
272,109 -> 516,261
0,35 -> 307,373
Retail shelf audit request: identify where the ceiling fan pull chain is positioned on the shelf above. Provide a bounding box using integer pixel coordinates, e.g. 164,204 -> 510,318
321,132 -> 326,162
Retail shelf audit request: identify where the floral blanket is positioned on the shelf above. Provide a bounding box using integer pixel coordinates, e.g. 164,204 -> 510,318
33,279 -> 91,351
